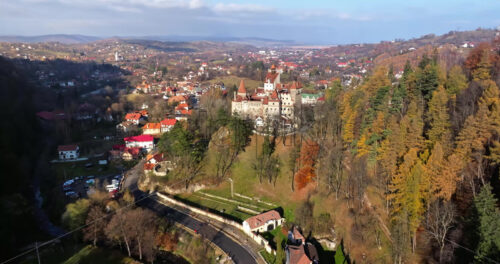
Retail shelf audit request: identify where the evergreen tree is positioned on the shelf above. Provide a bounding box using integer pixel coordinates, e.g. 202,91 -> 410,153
445,65 -> 468,95
474,184 -> 500,262
416,63 -> 439,102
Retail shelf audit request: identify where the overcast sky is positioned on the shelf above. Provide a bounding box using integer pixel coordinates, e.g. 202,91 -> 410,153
0,0 -> 499,44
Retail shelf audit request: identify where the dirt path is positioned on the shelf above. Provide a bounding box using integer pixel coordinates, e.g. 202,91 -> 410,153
362,193 -> 392,243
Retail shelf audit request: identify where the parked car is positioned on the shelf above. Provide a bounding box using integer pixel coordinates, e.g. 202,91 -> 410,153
65,191 -> 79,198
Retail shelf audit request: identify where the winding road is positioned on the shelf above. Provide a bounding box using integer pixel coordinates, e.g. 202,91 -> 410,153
123,161 -> 257,264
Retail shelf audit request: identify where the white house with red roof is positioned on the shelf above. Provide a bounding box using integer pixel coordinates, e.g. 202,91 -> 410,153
124,135 -> 154,151
125,113 -> 142,125
243,210 -> 284,234
58,145 -> 80,160
160,118 -> 177,133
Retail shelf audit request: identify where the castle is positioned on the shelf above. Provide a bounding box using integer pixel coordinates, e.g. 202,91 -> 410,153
231,65 -> 302,126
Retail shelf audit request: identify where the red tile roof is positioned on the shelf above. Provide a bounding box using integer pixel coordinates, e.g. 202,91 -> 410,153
125,113 -> 141,120
238,79 -> 247,94
144,163 -> 155,170
287,245 -> 311,264
143,122 -> 161,130
58,145 -> 78,151
124,135 -> 154,142
270,90 -> 279,101
244,210 -> 281,230
265,72 -> 279,83
161,118 -> 177,126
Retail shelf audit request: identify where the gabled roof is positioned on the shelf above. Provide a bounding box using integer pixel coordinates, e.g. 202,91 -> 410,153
265,72 -> 279,83
244,210 -> 281,230
143,123 -> 161,130
144,163 -> 155,170
58,145 -> 78,152
287,245 -> 311,264
124,135 -> 154,142
125,113 -> 141,120
161,118 -> 177,126
270,90 -> 280,101
146,153 -> 164,163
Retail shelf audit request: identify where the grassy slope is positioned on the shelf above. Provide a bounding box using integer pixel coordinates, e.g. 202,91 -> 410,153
182,133 -> 393,262
207,76 -> 261,91
62,245 -> 138,264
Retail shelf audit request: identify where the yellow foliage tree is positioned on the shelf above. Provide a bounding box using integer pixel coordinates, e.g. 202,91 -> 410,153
426,85 -> 452,152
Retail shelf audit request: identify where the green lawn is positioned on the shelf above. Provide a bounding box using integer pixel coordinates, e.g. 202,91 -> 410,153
21,244 -> 137,264
62,245 -> 138,264
175,193 -> 254,222
260,250 -> 277,264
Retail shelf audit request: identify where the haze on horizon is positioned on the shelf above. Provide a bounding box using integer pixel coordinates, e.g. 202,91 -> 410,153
0,0 -> 499,44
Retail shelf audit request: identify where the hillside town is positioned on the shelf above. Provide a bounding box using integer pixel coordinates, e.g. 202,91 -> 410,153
1,10 -> 500,263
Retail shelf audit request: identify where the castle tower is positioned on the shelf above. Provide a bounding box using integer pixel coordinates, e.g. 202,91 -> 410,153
237,79 -> 247,98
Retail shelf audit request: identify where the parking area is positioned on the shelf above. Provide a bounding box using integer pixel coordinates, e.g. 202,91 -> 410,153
62,173 -> 124,199
52,158 -> 124,200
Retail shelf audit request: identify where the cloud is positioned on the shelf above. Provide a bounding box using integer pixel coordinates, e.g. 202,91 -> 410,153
213,3 -> 271,13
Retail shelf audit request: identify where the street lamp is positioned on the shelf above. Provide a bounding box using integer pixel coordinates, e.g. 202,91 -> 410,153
227,178 -> 233,198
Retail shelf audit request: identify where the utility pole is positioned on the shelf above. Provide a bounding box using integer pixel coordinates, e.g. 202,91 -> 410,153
228,178 -> 233,198
35,241 -> 41,264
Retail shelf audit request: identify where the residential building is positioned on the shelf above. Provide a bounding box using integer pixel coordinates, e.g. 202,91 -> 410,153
58,145 -> 80,160
125,113 -> 142,125
301,93 -> 321,105
124,135 -> 154,150
243,210 -> 284,234
160,118 -> 177,133
285,226 -> 319,264
143,122 -> 161,135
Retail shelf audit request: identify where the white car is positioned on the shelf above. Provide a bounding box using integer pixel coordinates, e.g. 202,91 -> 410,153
63,179 -> 74,186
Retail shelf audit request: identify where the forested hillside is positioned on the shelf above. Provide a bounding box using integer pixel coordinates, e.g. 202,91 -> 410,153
307,39 -> 500,263
0,57 -> 44,257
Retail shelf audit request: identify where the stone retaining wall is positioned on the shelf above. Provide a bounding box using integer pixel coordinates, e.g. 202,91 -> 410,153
156,192 -> 275,255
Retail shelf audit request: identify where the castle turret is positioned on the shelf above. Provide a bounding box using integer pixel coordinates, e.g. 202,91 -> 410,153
237,79 -> 247,97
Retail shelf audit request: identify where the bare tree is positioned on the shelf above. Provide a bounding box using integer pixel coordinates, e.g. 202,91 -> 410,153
425,199 -> 456,263
125,208 -> 159,261
105,210 -> 132,257
84,205 -> 107,247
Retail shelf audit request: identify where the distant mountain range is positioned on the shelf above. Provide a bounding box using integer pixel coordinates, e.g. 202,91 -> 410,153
0,34 -> 102,44
0,34 -> 297,47
0,29 -> 497,47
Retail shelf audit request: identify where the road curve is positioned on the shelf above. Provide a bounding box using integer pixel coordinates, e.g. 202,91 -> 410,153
123,162 -> 257,264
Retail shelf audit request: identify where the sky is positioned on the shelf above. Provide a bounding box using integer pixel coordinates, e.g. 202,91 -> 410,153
0,0 -> 499,44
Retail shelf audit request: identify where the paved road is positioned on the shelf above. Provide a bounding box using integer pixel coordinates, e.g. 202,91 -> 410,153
123,162 -> 257,264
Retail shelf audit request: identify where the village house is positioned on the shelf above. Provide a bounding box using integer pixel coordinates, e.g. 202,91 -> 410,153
160,118 -> 177,133
142,122 -> 161,135
58,145 -> 80,160
116,121 -> 134,133
124,135 -> 154,151
242,210 -> 285,234
301,93 -> 321,105
124,113 -> 142,125
285,226 -> 319,264
121,147 -> 141,160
